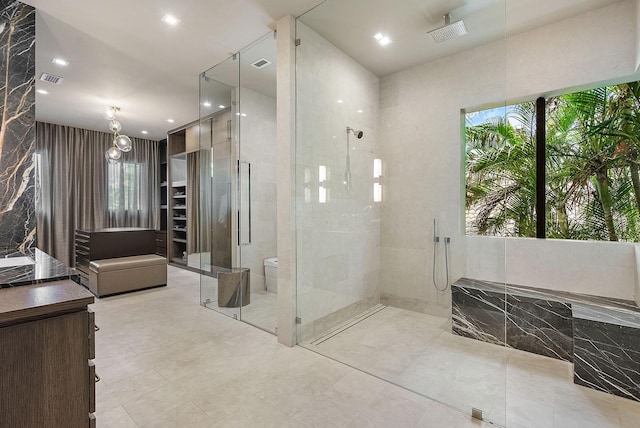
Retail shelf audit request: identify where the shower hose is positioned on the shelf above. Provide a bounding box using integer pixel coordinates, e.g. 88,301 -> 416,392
432,236 -> 450,292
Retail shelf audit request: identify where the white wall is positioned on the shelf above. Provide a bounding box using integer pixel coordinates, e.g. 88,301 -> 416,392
468,237 -> 636,300
239,87 -> 277,293
276,15 -> 297,346
379,0 -> 638,308
635,245 -> 640,305
295,21 -> 381,340
636,0 -> 640,72
506,1 -> 635,99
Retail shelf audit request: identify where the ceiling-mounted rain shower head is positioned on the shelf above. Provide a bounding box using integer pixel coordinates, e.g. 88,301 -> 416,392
347,127 -> 364,139
428,12 -> 468,43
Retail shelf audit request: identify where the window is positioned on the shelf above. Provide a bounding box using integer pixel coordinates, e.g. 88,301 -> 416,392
107,162 -> 141,211
465,80 -> 640,242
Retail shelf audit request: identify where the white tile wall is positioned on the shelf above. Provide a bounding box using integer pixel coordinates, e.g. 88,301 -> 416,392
238,87 -> 277,293
295,21 -> 381,341
379,0 -> 638,308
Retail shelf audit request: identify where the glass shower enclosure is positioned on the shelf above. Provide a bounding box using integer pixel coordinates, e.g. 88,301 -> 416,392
198,34 -> 278,334
293,1 -> 508,425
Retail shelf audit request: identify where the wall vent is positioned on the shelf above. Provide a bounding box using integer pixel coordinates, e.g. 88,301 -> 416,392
250,58 -> 271,69
40,73 -> 63,85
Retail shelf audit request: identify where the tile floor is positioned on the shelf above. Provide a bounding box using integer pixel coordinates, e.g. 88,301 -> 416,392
302,306 -> 640,428
94,266 -> 487,427
201,275 -> 278,334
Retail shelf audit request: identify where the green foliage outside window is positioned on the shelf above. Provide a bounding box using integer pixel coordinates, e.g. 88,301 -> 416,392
465,81 -> 640,242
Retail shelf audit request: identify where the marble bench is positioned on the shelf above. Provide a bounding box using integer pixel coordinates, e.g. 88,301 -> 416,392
452,278 -> 640,401
572,304 -> 640,401
89,254 -> 167,297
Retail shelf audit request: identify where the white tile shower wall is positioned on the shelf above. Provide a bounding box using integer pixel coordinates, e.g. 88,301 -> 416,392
295,21 -> 380,341
239,87 -> 277,293
379,0 -> 638,310
276,15 -> 297,346
467,237 -> 636,301
379,34 -> 508,318
505,1 -> 635,100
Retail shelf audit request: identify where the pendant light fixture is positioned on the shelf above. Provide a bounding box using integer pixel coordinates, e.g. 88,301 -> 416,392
105,106 -> 132,162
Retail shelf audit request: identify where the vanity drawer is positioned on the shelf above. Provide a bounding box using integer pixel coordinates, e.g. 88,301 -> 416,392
88,361 -> 97,413
87,309 -> 96,360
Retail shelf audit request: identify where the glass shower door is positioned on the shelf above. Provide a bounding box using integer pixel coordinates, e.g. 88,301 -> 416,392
293,0 -> 508,425
199,55 -> 242,320
237,33 -> 278,334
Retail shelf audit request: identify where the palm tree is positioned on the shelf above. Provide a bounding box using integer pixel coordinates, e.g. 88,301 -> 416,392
465,102 -> 536,237
466,81 -> 640,242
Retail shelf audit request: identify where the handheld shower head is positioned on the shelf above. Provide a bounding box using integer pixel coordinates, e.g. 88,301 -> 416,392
347,127 -> 364,139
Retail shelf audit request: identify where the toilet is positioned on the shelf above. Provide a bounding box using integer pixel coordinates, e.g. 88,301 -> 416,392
264,257 -> 277,293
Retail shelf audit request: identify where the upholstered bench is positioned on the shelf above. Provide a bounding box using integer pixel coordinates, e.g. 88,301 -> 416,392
89,254 -> 167,297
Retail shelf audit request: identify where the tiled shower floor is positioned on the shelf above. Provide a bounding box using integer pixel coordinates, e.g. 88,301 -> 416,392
301,306 -> 640,427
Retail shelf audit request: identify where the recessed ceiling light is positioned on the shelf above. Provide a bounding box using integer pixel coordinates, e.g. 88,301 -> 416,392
37,89 -> 48,95
52,58 -> 69,66
357,109 -> 363,113
161,14 -> 180,26
374,33 -> 391,46
202,101 -> 211,107
241,113 -> 247,117
337,99 -> 343,104
167,119 -> 174,123
218,105 -> 225,109
141,130 -> 148,134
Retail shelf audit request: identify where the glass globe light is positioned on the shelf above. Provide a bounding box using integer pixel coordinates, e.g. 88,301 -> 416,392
115,134 -> 132,152
106,107 -> 117,120
109,120 -> 121,133
105,146 -> 122,161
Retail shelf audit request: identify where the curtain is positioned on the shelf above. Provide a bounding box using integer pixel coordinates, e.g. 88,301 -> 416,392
36,122 -> 159,265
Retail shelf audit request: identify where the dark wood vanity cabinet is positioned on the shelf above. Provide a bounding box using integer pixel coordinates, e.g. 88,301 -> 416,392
0,280 -> 96,428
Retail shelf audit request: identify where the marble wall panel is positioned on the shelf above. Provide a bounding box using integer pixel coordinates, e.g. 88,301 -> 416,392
0,1 -> 35,256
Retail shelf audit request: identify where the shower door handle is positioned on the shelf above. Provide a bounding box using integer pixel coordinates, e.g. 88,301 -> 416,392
238,159 -> 251,246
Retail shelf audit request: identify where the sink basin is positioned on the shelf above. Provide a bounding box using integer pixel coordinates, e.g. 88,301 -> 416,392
0,256 -> 35,268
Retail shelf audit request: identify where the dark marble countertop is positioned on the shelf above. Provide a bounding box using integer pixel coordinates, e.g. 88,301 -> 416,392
0,248 -> 78,288
454,277 -> 640,316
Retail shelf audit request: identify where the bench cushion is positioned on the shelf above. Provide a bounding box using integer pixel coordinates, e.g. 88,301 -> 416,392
90,254 -> 166,273
88,254 -> 167,297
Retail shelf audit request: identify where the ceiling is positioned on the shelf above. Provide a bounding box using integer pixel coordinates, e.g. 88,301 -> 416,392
23,0 -> 623,141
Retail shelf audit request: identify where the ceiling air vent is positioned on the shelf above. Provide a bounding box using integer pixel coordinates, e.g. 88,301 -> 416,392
40,73 -> 63,85
250,58 -> 271,69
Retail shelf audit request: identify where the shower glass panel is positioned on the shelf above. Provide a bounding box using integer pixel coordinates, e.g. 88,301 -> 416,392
198,34 -> 278,332
237,33 -> 278,334
199,54 -> 241,320
295,0 -> 508,425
